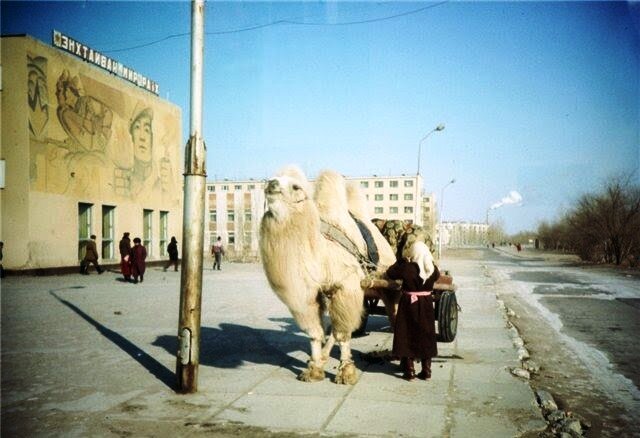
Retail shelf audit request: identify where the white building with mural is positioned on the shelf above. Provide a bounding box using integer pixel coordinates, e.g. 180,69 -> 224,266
1,34 -> 183,272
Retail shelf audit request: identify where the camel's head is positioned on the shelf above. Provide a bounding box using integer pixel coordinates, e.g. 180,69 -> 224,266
263,166 -> 312,221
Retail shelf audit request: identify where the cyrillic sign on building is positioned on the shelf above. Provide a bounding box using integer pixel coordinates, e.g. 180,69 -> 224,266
52,30 -> 159,95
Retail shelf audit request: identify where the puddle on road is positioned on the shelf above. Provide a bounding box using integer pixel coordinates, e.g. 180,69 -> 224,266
533,285 -> 611,296
510,271 -> 583,284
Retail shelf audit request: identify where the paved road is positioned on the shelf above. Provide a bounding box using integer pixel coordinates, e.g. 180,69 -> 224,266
1,256 -> 546,437
471,246 -> 640,436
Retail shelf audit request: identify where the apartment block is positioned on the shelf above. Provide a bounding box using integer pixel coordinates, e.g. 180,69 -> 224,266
205,173 -> 438,260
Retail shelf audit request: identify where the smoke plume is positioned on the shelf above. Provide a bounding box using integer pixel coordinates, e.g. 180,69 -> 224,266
491,190 -> 523,210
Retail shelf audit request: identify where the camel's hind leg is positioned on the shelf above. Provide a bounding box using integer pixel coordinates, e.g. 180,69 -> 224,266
327,282 -> 363,385
333,333 -> 358,385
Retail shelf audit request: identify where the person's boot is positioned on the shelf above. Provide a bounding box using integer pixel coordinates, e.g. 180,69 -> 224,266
401,357 -> 415,381
417,358 -> 432,380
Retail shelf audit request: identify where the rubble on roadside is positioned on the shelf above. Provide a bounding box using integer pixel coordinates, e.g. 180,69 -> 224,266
500,302 -> 590,437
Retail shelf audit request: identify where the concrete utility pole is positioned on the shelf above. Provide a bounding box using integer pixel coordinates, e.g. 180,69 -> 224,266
177,0 -> 206,393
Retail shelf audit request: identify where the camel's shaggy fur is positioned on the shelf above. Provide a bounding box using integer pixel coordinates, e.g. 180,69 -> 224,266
259,166 -> 395,384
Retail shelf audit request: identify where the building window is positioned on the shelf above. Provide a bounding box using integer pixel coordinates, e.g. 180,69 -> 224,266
207,185 -> 215,192
374,181 -> 384,188
209,209 -> 217,222
101,205 -> 115,260
244,210 -> 252,221
389,194 -> 398,201
390,207 -> 398,214
360,181 -> 369,188
404,180 -> 414,187
228,211 -> 235,222
374,207 -> 383,214
374,194 -> 383,201
390,180 -> 398,188
222,185 -> 229,191
160,211 -> 168,256
234,184 -> 242,190
228,232 -> 236,245
404,193 -> 414,201
78,202 -> 93,260
248,184 -> 255,190
404,206 -> 414,214
143,209 -> 153,256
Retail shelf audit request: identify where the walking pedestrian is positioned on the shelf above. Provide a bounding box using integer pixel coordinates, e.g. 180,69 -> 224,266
119,232 -> 132,282
130,237 -> 147,284
82,235 -> 104,274
0,241 -> 4,278
163,236 -> 179,272
212,236 -> 224,270
386,241 -> 439,381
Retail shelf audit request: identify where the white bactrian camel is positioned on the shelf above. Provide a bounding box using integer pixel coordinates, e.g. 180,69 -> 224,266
259,166 -> 396,384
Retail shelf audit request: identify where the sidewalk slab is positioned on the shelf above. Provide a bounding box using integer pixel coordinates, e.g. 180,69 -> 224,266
1,259 -> 546,436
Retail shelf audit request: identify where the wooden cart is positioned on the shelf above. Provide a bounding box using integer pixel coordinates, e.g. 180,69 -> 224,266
357,273 -> 459,342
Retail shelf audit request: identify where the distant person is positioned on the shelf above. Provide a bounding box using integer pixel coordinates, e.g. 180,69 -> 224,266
82,235 -> 103,275
386,241 -> 439,381
130,237 -> 147,283
164,236 -> 179,272
212,236 -> 225,270
0,241 -> 4,278
119,232 -> 132,282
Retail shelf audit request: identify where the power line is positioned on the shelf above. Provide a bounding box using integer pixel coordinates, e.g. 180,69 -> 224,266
103,2 -> 448,54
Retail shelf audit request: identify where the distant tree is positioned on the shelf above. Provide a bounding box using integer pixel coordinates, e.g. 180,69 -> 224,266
487,219 -> 507,245
509,230 -> 535,246
565,175 -> 640,265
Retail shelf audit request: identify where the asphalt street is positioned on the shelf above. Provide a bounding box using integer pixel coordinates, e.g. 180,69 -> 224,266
1,254 -> 546,437
479,246 -> 640,437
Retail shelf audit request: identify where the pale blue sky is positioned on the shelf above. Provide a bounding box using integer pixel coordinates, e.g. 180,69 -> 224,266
3,1 -> 639,233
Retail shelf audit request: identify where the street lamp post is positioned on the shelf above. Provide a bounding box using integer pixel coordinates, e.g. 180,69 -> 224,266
417,124 -> 445,175
438,178 -> 456,260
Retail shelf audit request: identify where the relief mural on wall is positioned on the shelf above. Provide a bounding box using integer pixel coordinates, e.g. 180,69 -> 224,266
28,51 -> 180,205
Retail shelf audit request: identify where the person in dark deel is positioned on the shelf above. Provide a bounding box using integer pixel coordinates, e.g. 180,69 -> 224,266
386,241 -> 440,380
82,235 -> 104,274
130,237 -> 147,284
163,236 -> 179,272
119,232 -> 132,282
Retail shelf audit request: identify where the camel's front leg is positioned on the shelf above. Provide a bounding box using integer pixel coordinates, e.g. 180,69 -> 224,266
297,334 -> 326,382
293,305 -> 327,382
333,332 -> 358,385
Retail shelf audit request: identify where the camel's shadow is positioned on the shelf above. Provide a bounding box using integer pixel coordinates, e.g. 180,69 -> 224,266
152,318 -> 311,376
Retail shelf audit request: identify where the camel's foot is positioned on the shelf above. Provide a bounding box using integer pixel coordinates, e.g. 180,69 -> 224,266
334,360 -> 358,385
297,362 -> 325,382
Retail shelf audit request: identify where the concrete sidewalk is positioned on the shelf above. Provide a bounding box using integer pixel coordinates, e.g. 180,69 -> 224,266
1,256 -> 546,437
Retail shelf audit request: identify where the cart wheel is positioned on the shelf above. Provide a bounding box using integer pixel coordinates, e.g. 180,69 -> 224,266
436,291 -> 458,343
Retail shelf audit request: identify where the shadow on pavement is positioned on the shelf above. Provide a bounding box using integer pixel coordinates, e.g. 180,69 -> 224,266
49,291 -> 175,390
153,321 -> 309,376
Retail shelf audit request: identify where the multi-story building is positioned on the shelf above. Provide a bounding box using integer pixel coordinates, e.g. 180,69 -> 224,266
441,221 -> 489,248
204,174 -> 438,260
1,34 -> 183,271
346,174 -> 424,226
204,179 -> 265,260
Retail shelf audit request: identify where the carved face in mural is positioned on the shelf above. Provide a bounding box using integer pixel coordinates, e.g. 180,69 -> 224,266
129,108 -> 153,163
28,55 -> 49,137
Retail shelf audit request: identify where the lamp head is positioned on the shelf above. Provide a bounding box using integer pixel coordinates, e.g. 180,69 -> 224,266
435,124 -> 445,131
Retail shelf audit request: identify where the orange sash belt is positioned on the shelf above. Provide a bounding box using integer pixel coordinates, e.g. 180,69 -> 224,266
404,290 -> 432,304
